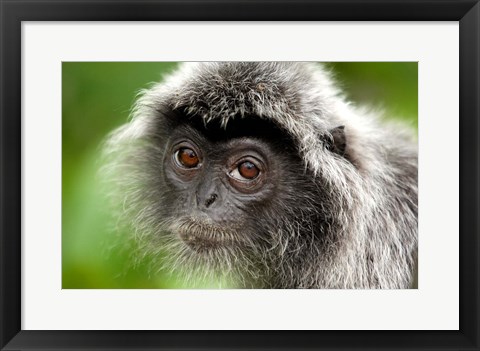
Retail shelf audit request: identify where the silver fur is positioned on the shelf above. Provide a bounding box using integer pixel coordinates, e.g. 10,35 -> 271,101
103,62 -> 418,289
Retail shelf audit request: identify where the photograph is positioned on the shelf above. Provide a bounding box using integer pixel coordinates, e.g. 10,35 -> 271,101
62,62 -> 418,289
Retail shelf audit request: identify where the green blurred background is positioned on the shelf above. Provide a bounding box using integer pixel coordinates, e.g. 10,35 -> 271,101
62,62 -> 418,289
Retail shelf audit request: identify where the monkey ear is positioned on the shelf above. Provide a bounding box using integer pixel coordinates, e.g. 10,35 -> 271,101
324,125 -> 347,156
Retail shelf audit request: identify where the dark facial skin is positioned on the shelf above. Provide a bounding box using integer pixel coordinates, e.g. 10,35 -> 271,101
158,117 -> 316,252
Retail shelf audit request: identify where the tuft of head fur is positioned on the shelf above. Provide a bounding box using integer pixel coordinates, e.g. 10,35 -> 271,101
102,62 -> 417,289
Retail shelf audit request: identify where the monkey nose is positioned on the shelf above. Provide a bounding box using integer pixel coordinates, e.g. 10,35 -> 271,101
204,193 -> 218,208
195,189 -> 219,209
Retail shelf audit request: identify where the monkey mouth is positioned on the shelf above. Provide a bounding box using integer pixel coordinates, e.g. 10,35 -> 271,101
173,219 -> 243,251
181,233 -> 234,251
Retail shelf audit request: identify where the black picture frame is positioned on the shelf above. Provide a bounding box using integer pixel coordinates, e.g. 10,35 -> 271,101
1,1 -> 479,350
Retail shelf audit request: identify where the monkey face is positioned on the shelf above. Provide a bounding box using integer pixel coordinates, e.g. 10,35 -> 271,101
159,120 -> 290,252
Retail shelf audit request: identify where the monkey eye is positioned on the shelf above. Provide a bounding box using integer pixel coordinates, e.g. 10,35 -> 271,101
175,147 -> 200,168
230,161 -> 260,180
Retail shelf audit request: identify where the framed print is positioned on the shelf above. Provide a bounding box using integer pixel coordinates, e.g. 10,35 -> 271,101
1,1 -> 479,350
